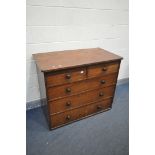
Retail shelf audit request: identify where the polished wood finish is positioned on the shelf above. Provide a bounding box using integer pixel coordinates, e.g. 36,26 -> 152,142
47,73 -> 117,100
88,61 -> 120,78
33,48 -> 122,130
45,67 -> 86,87
33,48 -> 122,72
49,85 -> 115,114
51,98 -> 113,128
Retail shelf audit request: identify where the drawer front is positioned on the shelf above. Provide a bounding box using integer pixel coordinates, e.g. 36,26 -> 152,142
88,62 -> 120,78
86,98 -> 112,116
45,67 -> 86,87
51,98 -> 112,128
49,85 -> 115,114
47,73 -> 117,100
51,106 -> 86,128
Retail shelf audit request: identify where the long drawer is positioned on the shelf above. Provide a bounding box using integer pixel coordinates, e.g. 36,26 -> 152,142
49,85 -> 115,114
51,98 -> 113,128
47,73 -> 117,100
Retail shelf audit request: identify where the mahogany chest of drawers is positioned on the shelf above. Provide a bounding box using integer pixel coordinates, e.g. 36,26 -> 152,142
33,48 -> 122,130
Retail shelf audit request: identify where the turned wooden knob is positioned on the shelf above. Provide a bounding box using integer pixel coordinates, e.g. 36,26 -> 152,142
102,67 -> 107,71
66,115 -> 71,120
99,92 -> 104,97
65,74 -> 71,79
66,101 -> 71,107
97,105 -> 102,110
100,80 -> 106,84
66,88 -> 71,93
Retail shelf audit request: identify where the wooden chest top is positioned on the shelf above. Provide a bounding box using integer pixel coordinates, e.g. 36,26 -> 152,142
33,48 -> 122,72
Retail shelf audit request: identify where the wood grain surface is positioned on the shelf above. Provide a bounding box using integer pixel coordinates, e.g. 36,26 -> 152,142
47,73 -> 118,100
34,48 -> 122,129
49,85 -> 115,114
51,98 -> 113,128
33,48 -> 122,72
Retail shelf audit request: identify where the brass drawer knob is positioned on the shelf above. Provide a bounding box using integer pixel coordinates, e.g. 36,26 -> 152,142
66,101 -> 71,107
99,92 -> 104,97
65,74 -> 71,79
66,115 -> 71,120
100,80 -> 106,84
66,88 -> 71,93
97,105 -> 102,110
102,67 -> 107,71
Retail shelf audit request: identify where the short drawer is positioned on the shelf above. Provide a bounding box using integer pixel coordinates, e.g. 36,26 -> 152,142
49,85 -> 115,114
45,67 -> 86,87
47,73 -> 117,100
88,62 -> 120,78
50,98 -> 112,128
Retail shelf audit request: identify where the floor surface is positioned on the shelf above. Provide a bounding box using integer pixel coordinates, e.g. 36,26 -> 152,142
27,83 -> 129,155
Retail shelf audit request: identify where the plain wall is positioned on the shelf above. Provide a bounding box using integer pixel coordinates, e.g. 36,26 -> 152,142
26,0 -> 129,103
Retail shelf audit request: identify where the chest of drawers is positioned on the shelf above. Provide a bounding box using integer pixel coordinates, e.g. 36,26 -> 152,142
33,48 -> 122,130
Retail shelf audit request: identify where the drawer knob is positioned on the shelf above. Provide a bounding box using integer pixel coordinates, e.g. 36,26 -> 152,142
102,67 -> 107,71
99,92 -> 104,96
66,115 -> 71,120
97,105 -> 102,110
100,80 -> 106,84
66,74 -> 71,79
66,88 -> 71,93
66,101 -> 71,107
